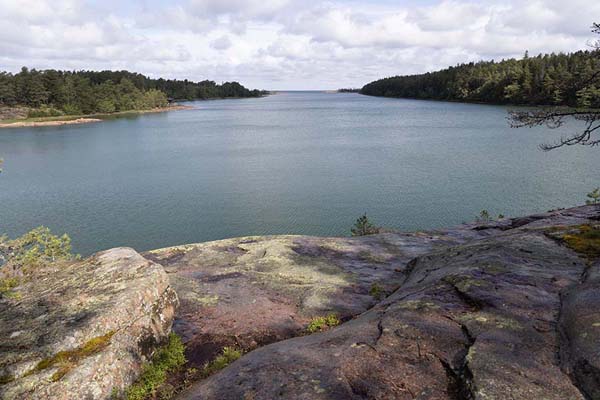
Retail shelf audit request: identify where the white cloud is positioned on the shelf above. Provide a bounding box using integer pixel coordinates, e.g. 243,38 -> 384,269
0,0 -> 598,89
210,35 -> 233,50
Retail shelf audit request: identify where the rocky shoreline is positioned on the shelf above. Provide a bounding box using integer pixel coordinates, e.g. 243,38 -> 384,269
0,105 -> 193,129
1,205 -> 599,399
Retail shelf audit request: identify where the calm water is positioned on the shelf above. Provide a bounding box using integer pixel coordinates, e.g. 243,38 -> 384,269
0,92 -> 598,254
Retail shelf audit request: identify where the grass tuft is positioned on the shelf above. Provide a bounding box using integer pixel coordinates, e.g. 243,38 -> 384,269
124,333 -> 186,400
369,282 -> 385,300
201,347 -> 242,377
306,314 -> 341,333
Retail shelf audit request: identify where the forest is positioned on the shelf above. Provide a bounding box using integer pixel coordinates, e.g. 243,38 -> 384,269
0,67 -> 266,116
361,50 -> 600,107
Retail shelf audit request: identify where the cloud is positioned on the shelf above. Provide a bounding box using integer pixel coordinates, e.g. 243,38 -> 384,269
210,35 -> 233,50
0,0 -> 597,89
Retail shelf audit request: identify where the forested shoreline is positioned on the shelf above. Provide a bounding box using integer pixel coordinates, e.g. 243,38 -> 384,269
361,50 -> 600,107
0,68 -> 266,117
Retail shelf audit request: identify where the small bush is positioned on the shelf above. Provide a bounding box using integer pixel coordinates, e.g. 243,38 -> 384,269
125,333 -> 186,400
476,210 -> 492,222
587,188 -> 600,205
351,214 -> 381,236
306,314 -> 341,333
0,226 -> 73,272
202,347 -> 242,377
369,283 -> 385,300
0,277 -> 19,298
0,227 -> 75,298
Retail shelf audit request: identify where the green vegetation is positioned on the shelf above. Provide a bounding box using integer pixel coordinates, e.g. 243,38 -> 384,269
0,68 -> 266,117
361,50 -> 599,107
26,331 -> 115,382
476,210 -> 505,223
364,24 -> 600,151
477,210 -> 492,223
201,347 -> 242,377
562,225 -> 600,259
369,283 -> 385,300
0,277 -> 19,298
123,333 -> 186,400
0,226 -> 73,271
351,214 -> 381,236
0,226 -> 75,298
306,314 -> 341,333
587,188 -> 600,205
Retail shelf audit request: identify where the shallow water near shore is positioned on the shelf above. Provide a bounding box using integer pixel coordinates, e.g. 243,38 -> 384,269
0,91 -> 598,255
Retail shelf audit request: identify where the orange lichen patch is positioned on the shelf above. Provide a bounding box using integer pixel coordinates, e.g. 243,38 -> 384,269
27,331 -> 115,382
562,225 -> 600,259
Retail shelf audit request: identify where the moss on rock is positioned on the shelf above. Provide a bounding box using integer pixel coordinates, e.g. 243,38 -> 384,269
562,224 -> 600,259
25,331 -> 115,382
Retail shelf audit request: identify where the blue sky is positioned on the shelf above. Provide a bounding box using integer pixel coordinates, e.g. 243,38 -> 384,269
0,0 -> 598,90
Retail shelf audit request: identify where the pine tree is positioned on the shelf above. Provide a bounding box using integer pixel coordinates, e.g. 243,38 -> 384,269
587,188 -> 600,205
351,214 -> 381,236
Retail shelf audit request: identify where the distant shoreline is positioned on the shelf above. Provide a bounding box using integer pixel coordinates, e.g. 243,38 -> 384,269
0,104 -> 194,129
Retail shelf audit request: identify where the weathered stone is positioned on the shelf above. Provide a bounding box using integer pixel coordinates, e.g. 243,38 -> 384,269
176,205 -> 600,400
560,259 -> 600,399
146,232 -> 464,367
0,248 -> 178,400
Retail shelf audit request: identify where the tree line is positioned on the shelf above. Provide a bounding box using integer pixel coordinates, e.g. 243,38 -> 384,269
0,67 -> 266,116
361,50 -> 600,108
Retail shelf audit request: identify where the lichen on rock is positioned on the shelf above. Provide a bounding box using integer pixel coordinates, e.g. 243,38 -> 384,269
0,247 -> 178,400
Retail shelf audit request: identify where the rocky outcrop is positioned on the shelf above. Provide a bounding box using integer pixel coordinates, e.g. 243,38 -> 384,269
560,258 -> 600,399
174,205 -> 600,400
2,206 -> 599,400
0,248 -> 178,400
145,231 -> 471,368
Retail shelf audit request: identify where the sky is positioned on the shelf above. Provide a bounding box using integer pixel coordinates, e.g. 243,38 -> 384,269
0,0 -> 599,90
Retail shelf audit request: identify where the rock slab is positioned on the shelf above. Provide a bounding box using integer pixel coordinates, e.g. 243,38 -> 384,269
176,205 -> 600,400
0,248 -> 178,400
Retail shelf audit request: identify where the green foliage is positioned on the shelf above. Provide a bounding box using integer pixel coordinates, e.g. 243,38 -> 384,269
361,49 -> 600,107
202,347 -> 242,377
562,225 -> 600,259
306,314 -> 341,333
124,333 -> 186,400
0,227 -> 74,299
587,188 -> 600,205
0,226 -> 73,272
351,214 -> 381,236
27,106 -> 64,118
0,276 -> 19,298
0,67 -> 266,115
369,282 -> 385,300
476,210 -> 492,223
